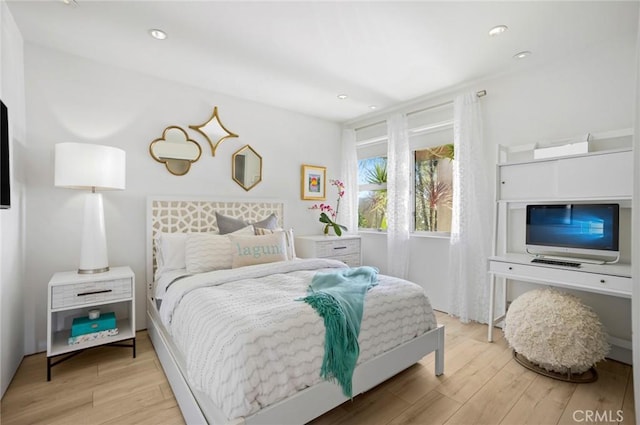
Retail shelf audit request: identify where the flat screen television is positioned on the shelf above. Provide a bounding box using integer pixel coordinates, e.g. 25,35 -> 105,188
525,203 -> 620,264
1,100 -> 9,209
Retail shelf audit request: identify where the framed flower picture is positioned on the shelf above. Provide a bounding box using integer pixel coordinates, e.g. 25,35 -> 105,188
301,164 -> 326,200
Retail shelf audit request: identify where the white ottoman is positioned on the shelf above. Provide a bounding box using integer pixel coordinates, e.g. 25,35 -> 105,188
504,288 -> 609,381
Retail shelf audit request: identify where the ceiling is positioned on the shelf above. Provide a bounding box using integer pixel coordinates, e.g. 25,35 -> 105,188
6,1 -> 639,123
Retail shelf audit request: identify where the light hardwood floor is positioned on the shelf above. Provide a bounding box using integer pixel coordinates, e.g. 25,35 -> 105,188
1,312 -> 635,425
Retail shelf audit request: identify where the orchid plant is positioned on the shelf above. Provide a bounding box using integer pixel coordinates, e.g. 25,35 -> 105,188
309,179 -> 348,236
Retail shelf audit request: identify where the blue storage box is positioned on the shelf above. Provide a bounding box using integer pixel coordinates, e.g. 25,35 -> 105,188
71,312 -> 116,337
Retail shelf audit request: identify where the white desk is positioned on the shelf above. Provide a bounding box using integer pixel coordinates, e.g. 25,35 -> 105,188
487,253 -> 632,342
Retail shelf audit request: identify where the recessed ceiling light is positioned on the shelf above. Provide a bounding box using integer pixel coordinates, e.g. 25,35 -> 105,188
369,105 -> 378,110
489,25 -> 508,36
513,50 -> 532,59
337,94 -> 348,100
149,29 -> 167,40
60,0 -> 78,6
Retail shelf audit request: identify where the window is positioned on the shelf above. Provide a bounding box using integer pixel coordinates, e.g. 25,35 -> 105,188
358,157 -> 387,230
414,144 -> 454,233
357,144 -> 454,233
355,101 -> 455,234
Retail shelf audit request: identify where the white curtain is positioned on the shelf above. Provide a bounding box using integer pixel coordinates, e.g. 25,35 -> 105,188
448,93 -> 492,323
386,113 -> 411,279
340,128 -> 358,234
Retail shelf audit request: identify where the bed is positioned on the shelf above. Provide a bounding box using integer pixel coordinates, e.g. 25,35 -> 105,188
145,196 -> 444,424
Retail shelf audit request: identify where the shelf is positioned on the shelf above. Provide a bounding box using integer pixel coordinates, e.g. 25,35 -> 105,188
49,319 -> 133,357
51,297 -> 133,313
497,129 -> 633,165
497,197 -> 632,205
497,147 -> 632,166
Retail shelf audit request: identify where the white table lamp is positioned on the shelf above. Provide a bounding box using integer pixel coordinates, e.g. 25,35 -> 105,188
55,143 -> 126,274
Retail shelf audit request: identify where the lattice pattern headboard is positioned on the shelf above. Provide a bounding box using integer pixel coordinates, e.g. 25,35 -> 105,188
146,197 -> 284,296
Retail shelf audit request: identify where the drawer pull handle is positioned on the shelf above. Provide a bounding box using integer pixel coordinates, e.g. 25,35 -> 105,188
333,246 -> 347,250
600,279 -> 606,284
508,267 -> 513,270
77,289 -> 112,296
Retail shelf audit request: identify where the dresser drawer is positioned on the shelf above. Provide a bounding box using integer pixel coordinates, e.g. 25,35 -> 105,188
51,278 -> 132,309
315,238 -> 360,258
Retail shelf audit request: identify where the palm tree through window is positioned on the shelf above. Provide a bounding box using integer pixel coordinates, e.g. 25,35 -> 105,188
357,143 -> 454,233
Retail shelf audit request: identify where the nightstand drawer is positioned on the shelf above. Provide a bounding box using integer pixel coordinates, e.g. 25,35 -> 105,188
51,278 -> 132,309
315,238 -> 360,258
295,235 -> 362,267
330,253 -> 362,268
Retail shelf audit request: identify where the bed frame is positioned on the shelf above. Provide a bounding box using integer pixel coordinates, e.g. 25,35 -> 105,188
145,196 -> 445,424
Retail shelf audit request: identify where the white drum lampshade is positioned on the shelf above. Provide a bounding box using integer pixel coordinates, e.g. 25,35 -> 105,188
55,143 -> 126,274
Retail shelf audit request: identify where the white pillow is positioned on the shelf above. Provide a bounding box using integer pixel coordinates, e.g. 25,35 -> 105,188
156,232 -> 188,275
229,232 -> 288,268
184,225 -> 254,273
254,227 -> 296,259
154,269 -> 190,300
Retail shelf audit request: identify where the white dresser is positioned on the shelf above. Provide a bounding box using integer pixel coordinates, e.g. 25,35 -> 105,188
295,235 -> 362,267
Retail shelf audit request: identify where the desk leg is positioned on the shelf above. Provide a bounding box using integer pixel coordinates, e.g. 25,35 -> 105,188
502,275 -> 508,324
488,274 -> 496,342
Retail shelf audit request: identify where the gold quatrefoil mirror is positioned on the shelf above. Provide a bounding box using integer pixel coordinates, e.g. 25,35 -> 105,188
149,126 -> 202,176
232,145 -> 262,191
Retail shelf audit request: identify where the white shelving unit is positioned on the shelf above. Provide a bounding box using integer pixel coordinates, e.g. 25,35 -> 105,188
488,131 -> 634,354
47,266 -> 136,380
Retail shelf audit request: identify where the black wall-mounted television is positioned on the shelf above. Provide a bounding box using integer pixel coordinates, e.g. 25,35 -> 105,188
526,203 -> 620,264
1,100 -> 9,209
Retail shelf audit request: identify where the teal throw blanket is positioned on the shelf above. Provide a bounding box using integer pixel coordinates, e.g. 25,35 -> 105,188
299,266 -> 378,397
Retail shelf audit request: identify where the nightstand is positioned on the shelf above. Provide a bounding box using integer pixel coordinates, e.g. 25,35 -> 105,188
295,235 -> 362,267
47,266 -> 136,381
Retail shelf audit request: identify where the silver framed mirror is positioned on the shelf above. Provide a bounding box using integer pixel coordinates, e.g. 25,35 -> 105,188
232,145 -> 262,191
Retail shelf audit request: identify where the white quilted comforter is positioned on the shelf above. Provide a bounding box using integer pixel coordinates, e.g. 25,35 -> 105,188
159,258 -> 437,420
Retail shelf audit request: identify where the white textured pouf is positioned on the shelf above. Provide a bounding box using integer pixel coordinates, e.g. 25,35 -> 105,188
504,289 -> 609,376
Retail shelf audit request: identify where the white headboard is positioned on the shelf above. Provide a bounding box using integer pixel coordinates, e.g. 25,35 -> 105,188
146,196 -> 285,296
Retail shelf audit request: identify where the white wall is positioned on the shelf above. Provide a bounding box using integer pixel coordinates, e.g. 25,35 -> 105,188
0,2 -> 26,396
22,44 -> 342,354
356,37 -> 636,353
